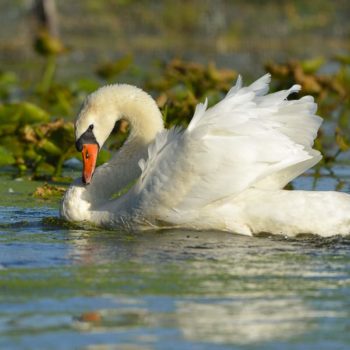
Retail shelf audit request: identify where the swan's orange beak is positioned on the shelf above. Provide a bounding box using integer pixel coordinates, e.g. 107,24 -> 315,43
82,144 -> 98,185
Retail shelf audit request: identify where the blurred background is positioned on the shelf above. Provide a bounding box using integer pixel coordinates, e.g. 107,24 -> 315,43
1,0 -> 349,80
0,0 -> 349,184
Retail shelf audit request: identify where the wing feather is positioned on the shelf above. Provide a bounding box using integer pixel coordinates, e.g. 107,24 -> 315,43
132,74 -> 322,221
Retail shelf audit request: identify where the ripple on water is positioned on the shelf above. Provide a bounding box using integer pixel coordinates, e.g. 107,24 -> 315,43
0,203 -> 349,349
0,206 -> 56,226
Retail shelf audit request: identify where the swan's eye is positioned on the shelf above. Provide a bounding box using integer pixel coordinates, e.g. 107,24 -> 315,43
75,124 -> 99,152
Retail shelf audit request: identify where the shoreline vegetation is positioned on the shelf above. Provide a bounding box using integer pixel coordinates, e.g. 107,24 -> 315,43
0,56 -> 349,181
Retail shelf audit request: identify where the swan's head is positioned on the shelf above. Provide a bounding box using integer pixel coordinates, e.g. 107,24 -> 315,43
74,84 -> 164,185
75,88 -> 121,184
75,89 -> 121,149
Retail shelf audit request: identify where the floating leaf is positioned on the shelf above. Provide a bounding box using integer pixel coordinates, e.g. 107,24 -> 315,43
32,183 -> 67,199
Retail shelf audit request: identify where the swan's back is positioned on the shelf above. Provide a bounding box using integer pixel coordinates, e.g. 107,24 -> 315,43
129,74 -> 322,224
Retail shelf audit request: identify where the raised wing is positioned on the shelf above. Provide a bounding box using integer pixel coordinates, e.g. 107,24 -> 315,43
132,74 -> 322,220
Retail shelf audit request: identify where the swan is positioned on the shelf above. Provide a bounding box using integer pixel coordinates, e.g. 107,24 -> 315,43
60,74 -> 350,237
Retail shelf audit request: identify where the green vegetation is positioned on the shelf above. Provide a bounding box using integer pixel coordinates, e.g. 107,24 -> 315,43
0,0 -> 348,187
0,54 -> 349,182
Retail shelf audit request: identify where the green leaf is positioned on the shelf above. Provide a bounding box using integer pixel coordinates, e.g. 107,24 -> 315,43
0,146 -> 15,166
0,102 -> 50,131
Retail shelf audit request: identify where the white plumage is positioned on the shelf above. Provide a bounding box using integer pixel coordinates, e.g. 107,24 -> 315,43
60,74 -> 350,237
133,75 -> 321,211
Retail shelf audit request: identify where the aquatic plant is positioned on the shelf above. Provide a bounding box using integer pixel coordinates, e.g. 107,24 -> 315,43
145,59 -> 237,127
32,182 -> 66,200
0,54 -> 349,184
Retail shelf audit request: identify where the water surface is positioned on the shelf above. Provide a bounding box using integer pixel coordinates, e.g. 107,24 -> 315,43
0,174 -> 350,349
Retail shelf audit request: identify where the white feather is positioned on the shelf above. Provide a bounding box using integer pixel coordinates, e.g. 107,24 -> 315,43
134,74 -> 322,218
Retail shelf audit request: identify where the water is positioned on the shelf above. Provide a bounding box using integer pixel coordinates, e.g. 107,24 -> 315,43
0,174 -> 350,350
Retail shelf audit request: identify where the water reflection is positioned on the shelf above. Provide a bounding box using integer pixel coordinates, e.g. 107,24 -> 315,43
176,298 -> 314,344
1,206 -> 349,348
67,228 -> 289,265
64,228 -> 350,346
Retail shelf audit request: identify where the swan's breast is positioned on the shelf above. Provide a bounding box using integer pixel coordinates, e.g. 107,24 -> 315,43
60,186 -> 91,222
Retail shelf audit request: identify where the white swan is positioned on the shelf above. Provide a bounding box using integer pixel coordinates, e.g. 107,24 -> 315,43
60,74 -> 350,237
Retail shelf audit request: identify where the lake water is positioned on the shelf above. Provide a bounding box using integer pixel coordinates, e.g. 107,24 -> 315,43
0,172 -> 349,350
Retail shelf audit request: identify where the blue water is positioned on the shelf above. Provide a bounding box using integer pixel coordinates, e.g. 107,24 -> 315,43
0,174 -> 350,350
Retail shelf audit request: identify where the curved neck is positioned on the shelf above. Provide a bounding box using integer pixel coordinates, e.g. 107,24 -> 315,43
87,85 -> 165,204
61,85 -> 164,221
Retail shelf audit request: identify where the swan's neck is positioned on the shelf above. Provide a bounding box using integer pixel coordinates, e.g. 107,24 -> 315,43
61,84 -> 164,222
